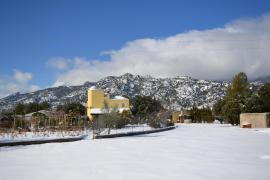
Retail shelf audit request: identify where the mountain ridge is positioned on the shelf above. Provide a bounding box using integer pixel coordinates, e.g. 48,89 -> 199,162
0,73 -> 265,112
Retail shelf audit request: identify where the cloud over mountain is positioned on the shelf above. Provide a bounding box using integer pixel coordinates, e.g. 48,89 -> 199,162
51,13 -> 270,86
46,57 -> 71,70
0,70 -> 40,98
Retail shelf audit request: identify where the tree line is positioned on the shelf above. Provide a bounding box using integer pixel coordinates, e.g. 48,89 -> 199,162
1,96 -> 172,133
92,96 -> 173,135
14,102 -> 50,115
213,72 -> 270,125
190,106 -> 214,123
0,102 -> 87,131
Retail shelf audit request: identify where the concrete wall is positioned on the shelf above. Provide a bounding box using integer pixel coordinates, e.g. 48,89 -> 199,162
171,111 -> 181,123
179,110 -> 191,123
171,110 -> 191,123
240,113 -> 270,128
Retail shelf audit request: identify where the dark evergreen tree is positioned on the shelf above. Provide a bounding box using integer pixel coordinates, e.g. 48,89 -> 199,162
242,94 -> 263,113
14,101 -> 50,115
190,106 -> 201,123
190,106 -> 213,123
57,102 -> 86,115
25,102 -> 40,113
258,83 -> 270,112
213,99 -> 225,116
14,103 -> 26,115
213,72 -> 251,125
227,72 -> 250,98
40,101 -> 50,110
222,98 -> 241,125
131,96 -> 163,121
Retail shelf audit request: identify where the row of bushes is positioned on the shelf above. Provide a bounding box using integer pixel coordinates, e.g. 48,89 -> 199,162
1,96 -> 174,133
92,109 -> 174,135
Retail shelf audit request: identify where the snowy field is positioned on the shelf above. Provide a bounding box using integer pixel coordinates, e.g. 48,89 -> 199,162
1,124 -> 270,180
0,131 -> 88,143
99,124 -> 152,135
0,125 -> 151,143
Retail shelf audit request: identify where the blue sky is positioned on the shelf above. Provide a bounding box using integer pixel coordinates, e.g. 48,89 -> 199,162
0,0 -> 270,97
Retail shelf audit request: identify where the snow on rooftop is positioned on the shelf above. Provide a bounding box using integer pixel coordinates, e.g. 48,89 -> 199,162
89,108 -> 103,114
112,96 -> 127,100
1,124 -> 270,180
90,108 -> 129,114
89,86 -> 98,90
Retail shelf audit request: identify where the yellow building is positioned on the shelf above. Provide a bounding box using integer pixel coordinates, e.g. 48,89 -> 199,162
86,86 -> 130,120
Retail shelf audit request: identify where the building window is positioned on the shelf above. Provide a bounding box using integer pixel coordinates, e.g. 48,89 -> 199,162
122,103 -> 125,108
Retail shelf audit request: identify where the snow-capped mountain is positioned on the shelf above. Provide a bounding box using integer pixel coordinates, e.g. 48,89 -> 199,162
254,75 -> 270,83
0,73 -> 234,112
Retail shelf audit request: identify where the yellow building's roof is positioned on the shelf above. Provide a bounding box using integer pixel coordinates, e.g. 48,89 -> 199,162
89,86 -> 98,90
111,96 -> 128,100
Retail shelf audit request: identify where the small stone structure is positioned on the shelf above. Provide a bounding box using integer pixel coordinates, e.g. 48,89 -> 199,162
171,111 -> 181,123
171,110 -> 191,123
240,113 -> 270,128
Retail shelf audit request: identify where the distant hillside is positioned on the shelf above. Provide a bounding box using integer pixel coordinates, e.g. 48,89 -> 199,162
254,75 -> 270,83
0,73 -> 264,112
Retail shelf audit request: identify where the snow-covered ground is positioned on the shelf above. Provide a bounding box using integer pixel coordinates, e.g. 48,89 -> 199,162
99,124 -> 153,135
0,124 -> 152,143
0,131 -> 88,143
1,124 -> 270,180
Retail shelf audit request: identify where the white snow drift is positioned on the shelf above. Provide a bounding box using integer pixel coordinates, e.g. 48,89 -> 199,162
1,124 -> 270,180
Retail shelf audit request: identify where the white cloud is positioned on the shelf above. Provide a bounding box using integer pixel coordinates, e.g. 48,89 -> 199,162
46,57 -> 70,70
14,70 -> 32,83
0,70 -> 40,98
52,13 -> 270,86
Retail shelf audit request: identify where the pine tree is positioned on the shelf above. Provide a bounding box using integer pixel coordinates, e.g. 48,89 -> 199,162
213,99 -> 225,116
222,72 -> 250,125
15,103 -> 26,115
213,72 -> 250,125
227,72 -> 250,98
222,98 -> 241,125
242,94 -> 263,113
131,96 -> 162,122
258,83 -> 270,112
